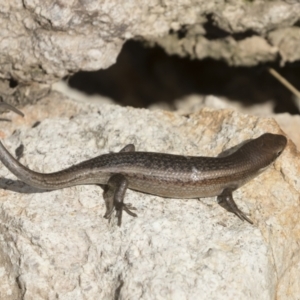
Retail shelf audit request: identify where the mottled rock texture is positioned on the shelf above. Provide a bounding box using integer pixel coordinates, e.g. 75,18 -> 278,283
1,1 -> 300,104
0,92 -> 298,299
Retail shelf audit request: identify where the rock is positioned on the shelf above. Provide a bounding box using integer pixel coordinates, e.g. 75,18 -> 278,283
274,113 -> 300,151
268,27 -> 300,65
150,94 -> 300,151
0,92 -> 298,299
2,1 -> 300,103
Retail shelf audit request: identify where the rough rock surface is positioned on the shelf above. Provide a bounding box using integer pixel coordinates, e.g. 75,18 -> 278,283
2,1 -> 300,104
0,92 -> 299,299
159,94 -> 300,150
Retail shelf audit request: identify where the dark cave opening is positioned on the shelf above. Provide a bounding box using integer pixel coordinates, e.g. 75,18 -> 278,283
68,40 -> 300,114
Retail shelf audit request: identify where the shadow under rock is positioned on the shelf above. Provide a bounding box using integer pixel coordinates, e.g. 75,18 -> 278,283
0,178 -> 51,194
0,178 -> 105,195
68,40 -> 300,114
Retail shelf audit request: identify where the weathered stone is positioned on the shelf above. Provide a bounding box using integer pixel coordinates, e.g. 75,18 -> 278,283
1,1 -> 300,102
0,92 -> 298,299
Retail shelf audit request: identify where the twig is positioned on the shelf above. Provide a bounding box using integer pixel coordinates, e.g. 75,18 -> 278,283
268,67 -> 300,111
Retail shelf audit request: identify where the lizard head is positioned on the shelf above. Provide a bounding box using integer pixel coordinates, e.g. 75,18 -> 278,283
257,133 -> 287,157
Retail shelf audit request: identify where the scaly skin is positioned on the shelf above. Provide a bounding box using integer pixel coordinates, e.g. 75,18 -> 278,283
0,132 -> 287,225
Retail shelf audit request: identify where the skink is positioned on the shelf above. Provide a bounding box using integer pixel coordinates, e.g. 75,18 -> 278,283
0,129 -> 287,226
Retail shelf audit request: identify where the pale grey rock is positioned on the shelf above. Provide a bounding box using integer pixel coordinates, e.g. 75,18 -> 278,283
268,27 -> 300,65
54,80 -> 300,150
156,94 -> 299,151
153,34 -> 278,67
274,113 -> 300,150
214,1 -> 300,34
0,92 -> 298,299
1,0 -> 300,104
172,94 -> 275,116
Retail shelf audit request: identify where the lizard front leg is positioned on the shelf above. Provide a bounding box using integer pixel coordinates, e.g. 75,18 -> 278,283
103,174 -> 137,226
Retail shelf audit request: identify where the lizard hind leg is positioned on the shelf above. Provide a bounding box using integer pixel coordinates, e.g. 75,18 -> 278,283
103,174 -> 137,226
217,188 -> 253,224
